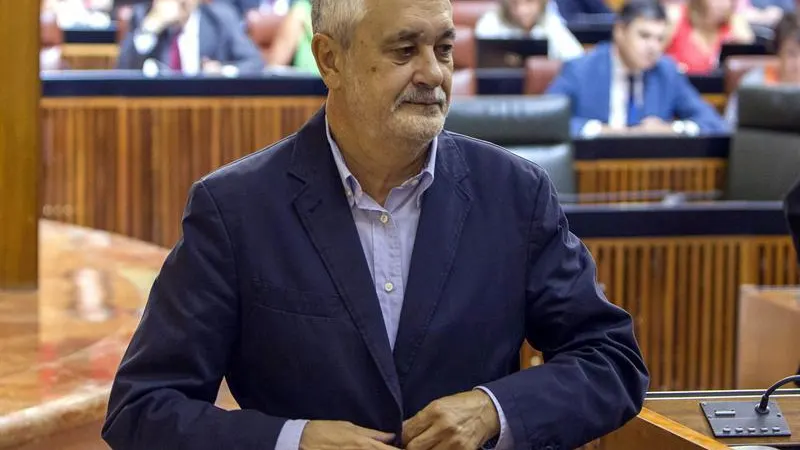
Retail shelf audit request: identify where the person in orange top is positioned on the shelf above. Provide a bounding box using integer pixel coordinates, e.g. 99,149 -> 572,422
725,12 -> 800,123
664,0 -> 754,74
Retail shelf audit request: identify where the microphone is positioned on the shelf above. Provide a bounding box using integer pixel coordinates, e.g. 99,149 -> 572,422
755,375 -> 800,414
700,374 -> 799,438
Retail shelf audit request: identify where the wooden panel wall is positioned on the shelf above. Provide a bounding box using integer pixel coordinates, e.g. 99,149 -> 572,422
575,158 -> 727,202
41,97 -> 324,244
522,236 -> 798,391
61,44 -> 118,70
0,0 -> 40,289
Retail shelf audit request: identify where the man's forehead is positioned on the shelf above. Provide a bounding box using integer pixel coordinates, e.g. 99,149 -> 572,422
362,0 -> 453,29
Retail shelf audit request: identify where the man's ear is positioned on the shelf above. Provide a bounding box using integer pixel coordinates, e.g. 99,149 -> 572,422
313,34 -> 345,90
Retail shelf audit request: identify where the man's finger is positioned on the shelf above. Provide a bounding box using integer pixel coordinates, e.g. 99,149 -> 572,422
349,424 -> 396,443
402,411 -> 433,447
367,439 -> 402,450
404,425 -> 440,450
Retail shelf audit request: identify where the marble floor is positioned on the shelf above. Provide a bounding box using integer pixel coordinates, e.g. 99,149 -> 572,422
0,221 -> 167,448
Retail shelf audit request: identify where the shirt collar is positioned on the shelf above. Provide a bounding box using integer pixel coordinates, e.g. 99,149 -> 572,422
611,45 -> 641,79
325,115 -> 437,208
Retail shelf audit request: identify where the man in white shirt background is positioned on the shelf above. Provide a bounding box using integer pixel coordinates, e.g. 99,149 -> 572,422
117,0 -> 264,76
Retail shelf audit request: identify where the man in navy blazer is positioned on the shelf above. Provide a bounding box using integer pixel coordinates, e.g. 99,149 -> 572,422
102,0 -> 649,449
546,0 -> 728,137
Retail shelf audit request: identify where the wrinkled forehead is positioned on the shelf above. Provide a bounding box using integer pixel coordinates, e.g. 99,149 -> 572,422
357,0 -> 454,44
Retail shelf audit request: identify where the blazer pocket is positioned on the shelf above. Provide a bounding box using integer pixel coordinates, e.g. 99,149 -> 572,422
249,281 -> 346,319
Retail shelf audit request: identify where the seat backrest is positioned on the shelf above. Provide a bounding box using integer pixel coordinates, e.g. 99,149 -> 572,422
524,56 -> 563,95
723,55 -> 779,95
454,26 -> 476,69
246,11 -> 284,61
444,95 -> 576,194
725,85 -> 800,201
452,69 -> 477,96
452,0 -> 496,28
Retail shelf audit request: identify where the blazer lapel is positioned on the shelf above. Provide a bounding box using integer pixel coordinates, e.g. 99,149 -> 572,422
642,69 -> 661,119
392,133 -> 472,383
197,6 -> 216,61
594,44 -> 613,122
289,109 -> 403,410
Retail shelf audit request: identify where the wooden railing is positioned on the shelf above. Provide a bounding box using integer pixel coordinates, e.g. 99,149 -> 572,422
41,96 -> 325,245
575,159 -> 726,200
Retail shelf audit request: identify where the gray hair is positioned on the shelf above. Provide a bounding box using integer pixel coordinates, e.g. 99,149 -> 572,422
311,0 -> 367,49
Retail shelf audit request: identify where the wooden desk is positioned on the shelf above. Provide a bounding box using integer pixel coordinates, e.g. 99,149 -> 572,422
644,390 -> 800,448
0,221 -> 167,449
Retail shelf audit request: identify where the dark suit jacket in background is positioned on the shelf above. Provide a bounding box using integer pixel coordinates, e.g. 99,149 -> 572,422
102,110 -> 649,450
116,2 -> 264,73
546,42 -> 729,136
555,0 -> 612,22
216,0 -> 263,17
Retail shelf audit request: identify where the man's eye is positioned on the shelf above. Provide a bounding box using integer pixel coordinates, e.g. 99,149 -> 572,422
395,47 -> 415,58
437,44 -> 454,56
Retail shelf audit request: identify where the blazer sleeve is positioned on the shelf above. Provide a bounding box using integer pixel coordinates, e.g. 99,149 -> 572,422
216,4 -> 265,73
483,171 -> 649,450
545,62 -> 592,136
102,181 -> 288,450
671,72 -> 730,133
116,8 -> 151,70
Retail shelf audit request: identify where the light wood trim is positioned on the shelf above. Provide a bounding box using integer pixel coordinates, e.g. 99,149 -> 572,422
574,158 -> 726,202
61,44 -> 118,70
598,408 -> 729,450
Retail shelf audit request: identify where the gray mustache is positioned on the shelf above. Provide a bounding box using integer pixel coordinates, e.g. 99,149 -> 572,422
397,89 -> 446,105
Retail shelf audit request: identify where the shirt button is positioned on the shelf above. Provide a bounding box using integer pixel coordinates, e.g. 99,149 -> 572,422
379,213 -> 389,224
384,282 -> 394,292
345,189 -> 352,197
411,179 -> 420,186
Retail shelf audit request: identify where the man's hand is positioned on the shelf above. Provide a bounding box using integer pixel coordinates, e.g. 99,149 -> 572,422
202,58 -> 223,75
402,391 -> 500,450
299,420 -> 399,450
631,116 -> 676,135
141,0 -> 183,34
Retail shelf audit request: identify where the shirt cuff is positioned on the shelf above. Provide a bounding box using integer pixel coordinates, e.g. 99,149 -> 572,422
275,419 -> 309,450
133,32 -> 157,55
221,65 -> 240,78
672,120 -> 700,136
581,119 -> 603,138
475,386 -> 514,450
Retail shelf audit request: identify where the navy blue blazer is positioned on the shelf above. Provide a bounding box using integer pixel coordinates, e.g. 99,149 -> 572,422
102,109 -> 649,450
546,42 -> 729,136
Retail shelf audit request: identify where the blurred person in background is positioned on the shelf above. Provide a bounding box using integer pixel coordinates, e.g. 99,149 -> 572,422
725,12 -> 800,123
265,0 -> 319,74
218,0 -> 292,18
547,0 -> 728,136
117,0 -> 264,75
664,0 -> 754,74
42,0 -> 113,28
476,0 -> 585,61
